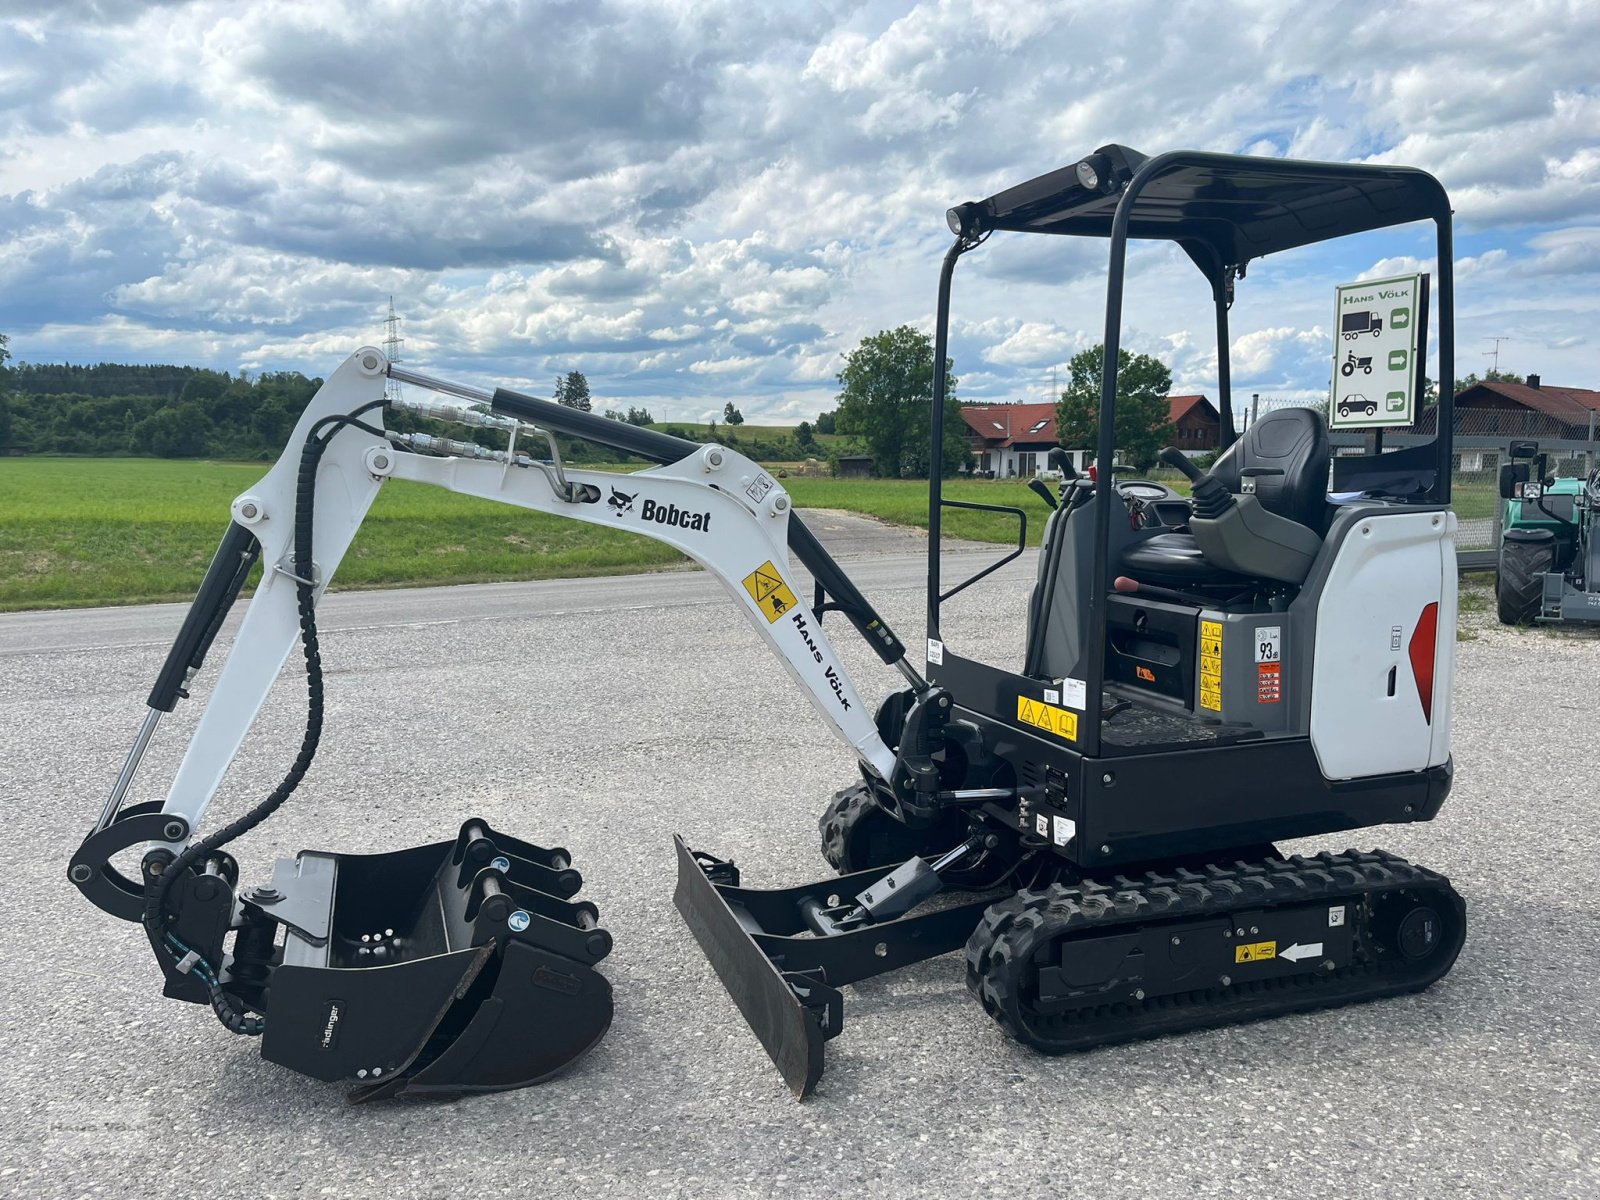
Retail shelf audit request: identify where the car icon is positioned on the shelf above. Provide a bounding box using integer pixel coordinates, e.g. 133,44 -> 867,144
1338,394 -> 1378,419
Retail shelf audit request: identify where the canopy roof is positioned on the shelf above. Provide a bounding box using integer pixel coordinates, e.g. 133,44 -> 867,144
952,146 -> 1451,276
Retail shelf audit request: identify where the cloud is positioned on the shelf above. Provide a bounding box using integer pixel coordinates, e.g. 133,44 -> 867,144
1524,226 -> 1600,276
0,0 -> 1596,419
982,322 -> 1083,368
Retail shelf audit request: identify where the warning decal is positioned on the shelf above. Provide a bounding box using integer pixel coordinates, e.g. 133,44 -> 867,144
1016,696 -> 1079,742
1199,619 -> 1223,712
1235,940 -> 1277,964
1257,661 -> 1282,704
741,560 -> 799,624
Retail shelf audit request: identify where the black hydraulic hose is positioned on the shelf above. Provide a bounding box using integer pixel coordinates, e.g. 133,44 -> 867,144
144,403 -> 386,1035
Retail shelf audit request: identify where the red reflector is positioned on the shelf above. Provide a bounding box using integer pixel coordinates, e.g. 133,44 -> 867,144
1407,602 -> 1439,724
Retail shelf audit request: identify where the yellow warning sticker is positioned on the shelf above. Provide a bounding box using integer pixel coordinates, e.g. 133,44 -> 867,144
1235,940 -> 1277,963
741,560 -> 799,624
1199,619 -> 1223,712
1016,696 -> 1079,742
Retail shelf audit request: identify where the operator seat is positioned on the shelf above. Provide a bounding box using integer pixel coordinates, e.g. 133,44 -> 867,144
1121,407 -> 1330,587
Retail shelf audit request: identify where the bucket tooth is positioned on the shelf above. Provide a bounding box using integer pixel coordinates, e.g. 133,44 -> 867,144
253,817 -> 612,1098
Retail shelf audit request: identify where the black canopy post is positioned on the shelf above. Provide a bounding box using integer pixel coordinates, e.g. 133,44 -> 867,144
927,236 -> 969,640
1213,269 -> 1236,450
1432,217 -> 1454,503
1082,191 -> 1145,758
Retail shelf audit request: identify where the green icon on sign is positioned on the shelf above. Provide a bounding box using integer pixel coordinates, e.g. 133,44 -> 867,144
1389,306 -> 1411,330
1388,349 -> 1408,372
1385,391 -> 1407,412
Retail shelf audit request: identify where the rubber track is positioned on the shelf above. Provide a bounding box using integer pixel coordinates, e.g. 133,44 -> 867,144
965,849 -> 1464,1052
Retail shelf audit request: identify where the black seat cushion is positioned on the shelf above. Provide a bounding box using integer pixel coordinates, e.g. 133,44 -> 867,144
1209,406 -> 1330,531
1119,407 -> 1330,590
1120,532 -> 1248,588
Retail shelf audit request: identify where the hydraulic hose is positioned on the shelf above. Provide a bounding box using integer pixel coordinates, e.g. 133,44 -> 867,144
144,403 -> 386,1035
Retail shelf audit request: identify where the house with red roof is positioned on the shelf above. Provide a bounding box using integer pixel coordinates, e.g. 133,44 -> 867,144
1168,394 -> 1221,452
1453,375 -> 1599,438
960,401 -> 1062,477
960,394 -> 1219,476
1399,375 -> 1598,470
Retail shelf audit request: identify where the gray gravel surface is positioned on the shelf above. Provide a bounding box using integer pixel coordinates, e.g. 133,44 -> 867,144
1,527 -> 1597,1200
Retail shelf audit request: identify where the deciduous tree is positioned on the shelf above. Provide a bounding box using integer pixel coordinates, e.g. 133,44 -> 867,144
1055,344 -> 1174,471
835,325 -> 965,477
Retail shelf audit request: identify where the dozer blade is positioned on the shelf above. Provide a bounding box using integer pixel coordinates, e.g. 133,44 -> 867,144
254,819 -> 612,1099
673,835 -> 992,1097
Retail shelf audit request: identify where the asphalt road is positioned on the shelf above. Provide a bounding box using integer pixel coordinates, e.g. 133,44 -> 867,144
1,514 -> 1596,1199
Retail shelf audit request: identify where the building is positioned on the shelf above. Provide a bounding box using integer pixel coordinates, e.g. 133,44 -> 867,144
1396,375 -> 1598,470
1167,394 -> 1221,451
960,402 -> 1064,476
960,394 -> 1220,477
1453,375 -> 1599,438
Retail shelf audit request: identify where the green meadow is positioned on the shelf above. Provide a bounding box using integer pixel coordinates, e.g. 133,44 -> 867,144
0,457 -> 1049,611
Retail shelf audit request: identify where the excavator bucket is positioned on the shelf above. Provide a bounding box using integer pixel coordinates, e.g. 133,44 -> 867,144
240,819 -> 613,1099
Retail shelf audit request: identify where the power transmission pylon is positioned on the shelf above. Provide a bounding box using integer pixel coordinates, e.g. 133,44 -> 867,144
383,296 -> 405,401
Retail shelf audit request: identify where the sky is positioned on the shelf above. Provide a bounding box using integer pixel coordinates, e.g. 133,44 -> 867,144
0,0 -> 1596,426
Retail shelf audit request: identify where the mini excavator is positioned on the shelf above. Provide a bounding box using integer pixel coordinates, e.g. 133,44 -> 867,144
72,145 -> 1466,1100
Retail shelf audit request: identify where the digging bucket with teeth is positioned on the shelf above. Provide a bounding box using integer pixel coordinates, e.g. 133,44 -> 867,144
162,818 -> 615,1099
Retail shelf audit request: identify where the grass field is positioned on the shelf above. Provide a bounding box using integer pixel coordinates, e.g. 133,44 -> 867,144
0,459 -> 685,611
0,457 -> 1502,612
0,458 -> 1045,611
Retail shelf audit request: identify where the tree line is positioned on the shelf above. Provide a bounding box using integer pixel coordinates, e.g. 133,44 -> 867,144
0,341 -> 811,466
0,344 -> 647,462
0,328 -> 1188,475
0,336 -> 325,459
0,326 -> 1313,476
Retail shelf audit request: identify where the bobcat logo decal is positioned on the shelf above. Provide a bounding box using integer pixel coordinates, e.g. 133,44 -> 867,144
608,487 -> 637,515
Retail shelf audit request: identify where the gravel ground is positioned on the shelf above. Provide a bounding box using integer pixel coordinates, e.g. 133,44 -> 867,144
1,529 -> 1596,1200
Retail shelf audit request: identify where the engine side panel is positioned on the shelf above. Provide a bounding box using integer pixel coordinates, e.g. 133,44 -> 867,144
1309,510 -> 1454,779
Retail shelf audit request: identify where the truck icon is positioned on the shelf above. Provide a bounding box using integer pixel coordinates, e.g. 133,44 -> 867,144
1337,394 -> 1378,419
1341,311 -> 1384,340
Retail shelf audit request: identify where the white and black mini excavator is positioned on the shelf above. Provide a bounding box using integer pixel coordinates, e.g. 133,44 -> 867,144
72,145 -> 1466,1101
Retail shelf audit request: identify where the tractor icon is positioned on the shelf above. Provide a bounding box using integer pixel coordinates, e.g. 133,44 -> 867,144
1340,351 -> 1375,377
1337,394 -> 1378,419
1341,311 -> 1384,340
